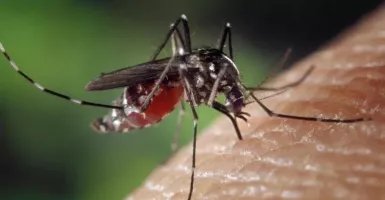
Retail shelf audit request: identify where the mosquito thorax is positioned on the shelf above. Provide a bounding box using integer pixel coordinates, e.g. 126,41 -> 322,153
183,47 -> 243,107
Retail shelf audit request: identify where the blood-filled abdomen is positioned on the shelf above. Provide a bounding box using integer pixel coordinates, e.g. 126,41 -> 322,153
92,82 -> 184,133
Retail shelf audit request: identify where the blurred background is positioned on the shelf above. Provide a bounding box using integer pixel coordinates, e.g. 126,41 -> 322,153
0,1 -> 382,200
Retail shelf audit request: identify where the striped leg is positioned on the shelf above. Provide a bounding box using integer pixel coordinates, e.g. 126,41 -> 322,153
151,14 -> 191,61
139,14 -> 192,113
170,29 -> 187,152
217,22 -> 233,59
0,42 -> 122,110
245,65 -> 315,92
244,84 -> 372,123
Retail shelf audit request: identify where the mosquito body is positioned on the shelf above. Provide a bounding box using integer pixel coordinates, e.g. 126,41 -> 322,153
0,14 -> 371,200
88,48 -> 247,134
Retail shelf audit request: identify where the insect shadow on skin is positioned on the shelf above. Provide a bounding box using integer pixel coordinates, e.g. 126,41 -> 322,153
0,14 -> 372,200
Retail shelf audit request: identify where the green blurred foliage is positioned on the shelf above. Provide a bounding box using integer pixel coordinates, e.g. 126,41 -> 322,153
0,1 -> 271,200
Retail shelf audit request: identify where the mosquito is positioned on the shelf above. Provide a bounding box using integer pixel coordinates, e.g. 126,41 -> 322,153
0,14 -> 371,200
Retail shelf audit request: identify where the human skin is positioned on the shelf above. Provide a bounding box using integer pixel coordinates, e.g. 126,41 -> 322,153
126,5 -> 385,200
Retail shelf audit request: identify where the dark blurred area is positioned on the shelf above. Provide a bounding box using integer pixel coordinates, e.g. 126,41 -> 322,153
0,1 -> 381,200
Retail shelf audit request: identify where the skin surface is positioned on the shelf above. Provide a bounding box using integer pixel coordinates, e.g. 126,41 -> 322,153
126,5 -> 385,200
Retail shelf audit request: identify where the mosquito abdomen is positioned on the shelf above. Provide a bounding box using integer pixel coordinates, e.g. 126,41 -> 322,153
92,83 -> 184,133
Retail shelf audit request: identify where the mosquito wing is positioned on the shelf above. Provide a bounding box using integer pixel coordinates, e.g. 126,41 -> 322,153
85,57 -> 182,91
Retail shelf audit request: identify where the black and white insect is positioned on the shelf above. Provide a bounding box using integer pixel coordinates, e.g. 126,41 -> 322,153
1,14 -> 371,200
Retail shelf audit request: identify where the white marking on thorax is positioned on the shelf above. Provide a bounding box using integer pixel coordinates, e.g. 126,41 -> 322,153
196,75 -> 204,88
209,63 -> 215,71
222,55 -> 239,75
210,72 -> 217,79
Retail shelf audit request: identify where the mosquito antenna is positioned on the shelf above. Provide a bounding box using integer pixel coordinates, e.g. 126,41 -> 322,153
0,42 -> 122,110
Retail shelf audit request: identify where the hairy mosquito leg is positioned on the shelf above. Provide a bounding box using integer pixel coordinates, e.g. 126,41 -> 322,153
151,14 -> 191,61
246,65 -> 315,91
173,62 -> 200,200
217,22 -> 233,59
171,24 -> 186,56
255,48 -> 292,87
244,88 -> 291,106
140,15 -> 193,112
207,65 -> 228,106
178,74 -> 199,200
171,101 -> 186,152
246,86 -> 372,123
139,55 -> 177,112
186,100 -> 198,200
169,26 -> 188,152
0,42 -> 122,110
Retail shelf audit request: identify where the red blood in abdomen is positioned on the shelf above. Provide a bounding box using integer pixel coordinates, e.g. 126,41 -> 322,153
120,84 -> 184,130
92,83 -> 184,133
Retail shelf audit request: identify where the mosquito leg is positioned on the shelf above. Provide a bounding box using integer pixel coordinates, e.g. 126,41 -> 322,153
179,74 -> 199,200
139,56 -> 177,113
0,42 -> 122,110
217,23 -> 233,59
207,65 -> 228,106
217,23 -> 307,94
171,24 -> 186,56
174,63 -> 200,200
245,65 -> 315,92
244,88 -> 291,106
140,15 -> 192,112
212,101 -> 243,140
245,84 -> 372,123
168,27 -> 188,152
186,99 -> 198,200
253,48 -> 292,87
171,101 -> 186,152
151,14 -> 191,61
243,65 -> 314,102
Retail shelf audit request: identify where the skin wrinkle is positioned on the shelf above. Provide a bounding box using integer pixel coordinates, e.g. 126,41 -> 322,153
127,4 -> 385,200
